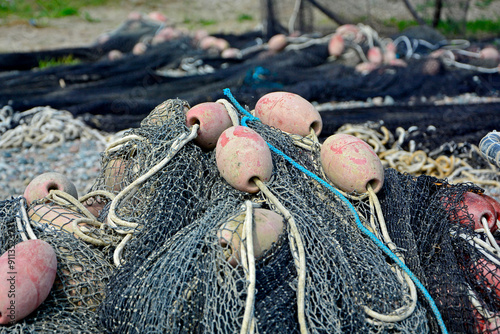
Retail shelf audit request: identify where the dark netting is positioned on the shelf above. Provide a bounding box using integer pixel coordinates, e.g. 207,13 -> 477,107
0,94 -> 499,333
0,197 -> 114,333
96,98 -> 431,333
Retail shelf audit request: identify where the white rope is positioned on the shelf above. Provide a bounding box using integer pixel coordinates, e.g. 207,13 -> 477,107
254,178 -> 308,334
240,200 -> 257,334
216,98 -> 240,127
0,106 -> 115,149
107,124 -> 199,229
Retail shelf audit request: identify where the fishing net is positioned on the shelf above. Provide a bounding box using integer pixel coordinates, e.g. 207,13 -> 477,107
0,90 -> 499,333
0,196 -> 114,333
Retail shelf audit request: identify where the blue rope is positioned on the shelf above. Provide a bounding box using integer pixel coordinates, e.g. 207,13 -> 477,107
223,88 -> 449,334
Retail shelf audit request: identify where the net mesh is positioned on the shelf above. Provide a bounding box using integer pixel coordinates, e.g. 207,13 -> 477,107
0,95 -> 499,333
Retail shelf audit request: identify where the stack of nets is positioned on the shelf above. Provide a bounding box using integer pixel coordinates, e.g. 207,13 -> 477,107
1,93 -> 499,333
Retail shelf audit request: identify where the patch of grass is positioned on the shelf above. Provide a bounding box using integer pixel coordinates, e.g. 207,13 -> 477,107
383,17 -> 500,37
0,0 -> 113,20
199,18 -> 217,26
383,18 -> 419,32
38,54 -> 80,69
237,13 -> 253,22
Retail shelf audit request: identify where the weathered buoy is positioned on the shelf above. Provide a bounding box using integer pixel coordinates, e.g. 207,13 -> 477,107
320,134 -> 384,193
221,47 -> 241,59
457,192 -> 497,231
103,158 -> 129,193
218,208 -> 284,267
28,203 -> 87,235
472,307 -> 500,334
132,42 -> 147,55
480,46 -> 499,60
186,102 -> 233,150
0,240 -> 57,324
24,172 -> 78,206
367,46 -> 383,65
216,126 -> 273,193
254,91 -> 322,137
481,194 -> 500,232
328,33 -> 344,57
476,258 -> 500,297
268,34 -> 288,53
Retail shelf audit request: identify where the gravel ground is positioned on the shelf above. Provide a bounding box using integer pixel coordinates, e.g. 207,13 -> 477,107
0,138 -> 105,201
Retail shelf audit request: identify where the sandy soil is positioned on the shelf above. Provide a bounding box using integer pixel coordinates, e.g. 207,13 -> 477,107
1,0 -> 499,53
0,0 -> 261,53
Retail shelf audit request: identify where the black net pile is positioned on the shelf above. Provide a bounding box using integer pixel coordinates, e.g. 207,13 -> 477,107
0,95 -> 499,333
96,99 -> 430,333
0,13 -> 499,139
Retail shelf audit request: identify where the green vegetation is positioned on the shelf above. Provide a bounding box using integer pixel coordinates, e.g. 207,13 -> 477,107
38,54 -> 80,69
0,0 -> 111,19
383,17 -> 500,37
237,13 -> 253,22
198,19 -> 217,26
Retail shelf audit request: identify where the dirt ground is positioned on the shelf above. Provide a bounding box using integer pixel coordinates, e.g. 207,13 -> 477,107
1,0 -> 500,53
0,0 -> 262,53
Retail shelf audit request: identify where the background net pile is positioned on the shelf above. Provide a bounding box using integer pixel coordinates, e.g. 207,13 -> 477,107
0,96 -> 499,333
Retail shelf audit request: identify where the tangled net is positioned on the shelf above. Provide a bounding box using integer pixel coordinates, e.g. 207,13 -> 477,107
1,91 -> 500,333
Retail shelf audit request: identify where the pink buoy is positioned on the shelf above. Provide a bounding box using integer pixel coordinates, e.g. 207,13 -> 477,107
132,42 -> 147,55
384,42 -> 397,63
186,102 -> 233,151
320,134 -> 384,193
328,33 -> 344,57
24,172 -> 78,206
28,203 -> 87,235
221,48 -> 241,59
218,208 -> 284,267
367,46 -> 383,65
355,62 -> 378,74
268,34 -> 288,53
0,240 -> 57,324
216,126 -> 273,193
254,91 -> 322,137
480,46 -> 499,61
456,192 -> 497,231
481,194 -> 500,232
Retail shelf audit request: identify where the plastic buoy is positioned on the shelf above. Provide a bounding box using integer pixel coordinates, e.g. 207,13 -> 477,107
367,46 -> 383,65
0,240 -> 57,324
328,34 -> 344,57
320,134 -> 384,193
24,172 -> 78,206
28,204 -> 87,235
481,194 -> 500,232
458,192 -> 497,231
186,102 -> 233,150
254,91 -> 322,137
216,126 -> 273,193
218,208 -> 284,267
479,46 -> 499,60
268,34 -> 288,53
476,258 -> 500,298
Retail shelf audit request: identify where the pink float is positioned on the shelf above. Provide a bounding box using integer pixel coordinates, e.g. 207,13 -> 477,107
457,192 -> 497,231
268,34 -> 288,53
23,172 -> 78,206
328,34 -> 344,57
218,208 -> 284,267
320,134 -> 384,193
367,46 -> 383,65
0,240 -> 57,324
254,91 -> 322,137
216,126 -> 273,193
186,102 -> 233,150
29,203 -> 87,235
